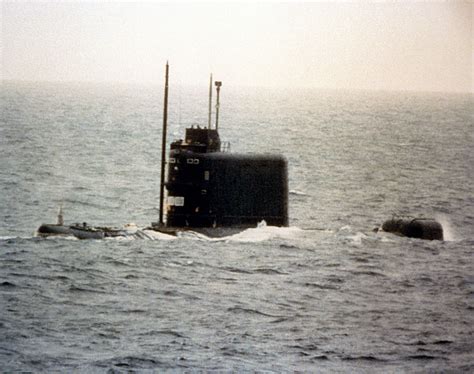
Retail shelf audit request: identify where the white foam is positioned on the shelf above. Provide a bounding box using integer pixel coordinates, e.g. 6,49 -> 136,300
434,214 -> 457,241
141,229 -> 176,241
177,231 -> 222,241
289,189 -> 308,196
346,232 -> 367,245
0,236 -> 21,240
105,235 -> 135,241
49,235 -> 78,241
338,225 -> 353,233
225,225 -> 304,243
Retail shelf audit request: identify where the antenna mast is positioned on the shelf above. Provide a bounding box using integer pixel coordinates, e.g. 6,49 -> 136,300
159,61 -> 169,226
215,81 -> 222,130
208,74 -> 212,129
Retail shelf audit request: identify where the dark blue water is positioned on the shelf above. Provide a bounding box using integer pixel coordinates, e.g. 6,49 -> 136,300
1,81 -> 473,371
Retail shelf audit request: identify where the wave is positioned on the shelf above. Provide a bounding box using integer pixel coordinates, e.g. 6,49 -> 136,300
114,229 -> 176,241
139,329 -> 186,338
0,236 -> 19,241
336,226 -> 369,245
227,306 -> 281,318
0,281 -> 16,288
289,189 -> 308,196
224,225 -> 304,243
341,355 -> 387,362
68,284 -> 108,294
2,223 -> 381,244
171,223 -> 307,243
406,354 -> 443,361
0,235 -> 46,241
92,355 -> 167,370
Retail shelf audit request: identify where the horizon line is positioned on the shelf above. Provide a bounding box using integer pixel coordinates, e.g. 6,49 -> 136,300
1,78 -> 473,95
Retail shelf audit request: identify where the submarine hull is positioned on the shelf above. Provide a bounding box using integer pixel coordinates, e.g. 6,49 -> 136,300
36,224 -> 71,237
36,223 -> 129,240
382,218 -> 443,240
69,226 -> 106,240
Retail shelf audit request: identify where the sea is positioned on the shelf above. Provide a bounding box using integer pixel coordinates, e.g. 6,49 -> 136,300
1,81 -> 473,372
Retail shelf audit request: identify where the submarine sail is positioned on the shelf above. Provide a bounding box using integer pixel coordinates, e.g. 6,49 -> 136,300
152,63 -> 288,233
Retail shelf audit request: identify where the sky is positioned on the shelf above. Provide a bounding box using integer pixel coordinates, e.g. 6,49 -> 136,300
1,1 -> 473,93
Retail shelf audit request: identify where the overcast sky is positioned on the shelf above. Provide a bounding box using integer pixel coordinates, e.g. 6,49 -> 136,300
1,1 -> 472,92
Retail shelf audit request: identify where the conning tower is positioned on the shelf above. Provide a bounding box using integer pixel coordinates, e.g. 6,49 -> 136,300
155,64 -> 288,232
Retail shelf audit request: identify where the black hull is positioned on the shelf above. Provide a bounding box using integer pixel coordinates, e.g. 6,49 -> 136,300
36,224 -> 71,237
381,218 -> 443,240
36,223 -> 127,240
69,227 -> 105,240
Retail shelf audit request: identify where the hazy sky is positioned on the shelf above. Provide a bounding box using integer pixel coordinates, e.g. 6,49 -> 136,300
1,1 -> 473,92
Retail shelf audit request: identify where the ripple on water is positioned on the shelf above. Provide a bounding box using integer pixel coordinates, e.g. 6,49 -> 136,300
1,84 -> 473,372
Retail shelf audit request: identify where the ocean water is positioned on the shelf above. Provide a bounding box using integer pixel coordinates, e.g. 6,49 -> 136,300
0,81 -> 473,372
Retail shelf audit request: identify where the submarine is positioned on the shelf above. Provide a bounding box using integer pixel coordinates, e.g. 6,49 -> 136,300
36,63 -> 289,239
149,63 -> 288,237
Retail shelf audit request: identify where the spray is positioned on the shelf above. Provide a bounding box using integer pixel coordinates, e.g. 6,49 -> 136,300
434,213 -> 456,241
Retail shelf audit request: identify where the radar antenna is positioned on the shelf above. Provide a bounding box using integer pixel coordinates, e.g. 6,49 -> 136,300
215,81 -> 222,130
159,61 -> 169,226
208,74 -> 213,129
